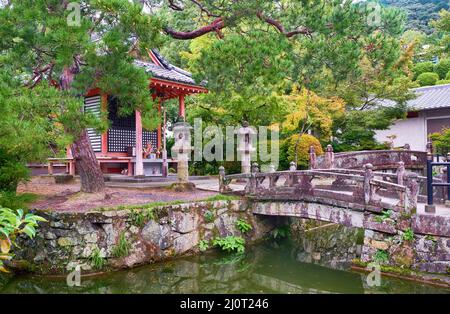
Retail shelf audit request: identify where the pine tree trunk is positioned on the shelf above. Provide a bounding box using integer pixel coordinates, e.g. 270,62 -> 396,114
71,129 -> 105,193
60,59 -> 105,193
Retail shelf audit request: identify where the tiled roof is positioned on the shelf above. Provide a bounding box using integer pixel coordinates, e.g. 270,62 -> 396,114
134,49 -> 201,86
408,83 -> 450,111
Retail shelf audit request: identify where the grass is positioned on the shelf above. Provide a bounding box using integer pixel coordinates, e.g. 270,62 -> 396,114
92,194 -> 241,212
111,232 -> 132,258
89,247 -> 106,270
0,192 -> 39,210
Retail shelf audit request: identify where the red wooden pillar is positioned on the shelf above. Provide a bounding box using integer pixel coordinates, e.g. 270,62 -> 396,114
101,94 -> 108,155
157,99 -> 162,151
135,110 -> 144,176
179,94 -> 185,121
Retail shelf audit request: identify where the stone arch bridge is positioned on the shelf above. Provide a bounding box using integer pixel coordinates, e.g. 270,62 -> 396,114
218,148 -> 450,274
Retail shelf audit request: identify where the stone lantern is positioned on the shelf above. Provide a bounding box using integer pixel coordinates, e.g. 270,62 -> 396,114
236,121 -> 257,174
171,121 -> 195,190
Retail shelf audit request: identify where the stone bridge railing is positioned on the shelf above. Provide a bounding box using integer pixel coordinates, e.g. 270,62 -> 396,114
219,162 -> 419,217
312,144 -> 427,172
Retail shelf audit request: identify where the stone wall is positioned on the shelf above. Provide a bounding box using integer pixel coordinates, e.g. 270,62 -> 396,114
12,200 -> 276,275
290,218 -> 363,270
361,230 -> 450,274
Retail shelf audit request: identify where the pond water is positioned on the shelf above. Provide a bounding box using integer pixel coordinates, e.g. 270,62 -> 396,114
1,240 -> 449,294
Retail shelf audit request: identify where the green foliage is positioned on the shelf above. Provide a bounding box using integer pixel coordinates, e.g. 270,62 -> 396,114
0,150 -> 30,193
199,239 -> 210,252
374,249 -> 390,264
0,0 -> 166,190
89,247 -> 106,270
416,72 -> 440,86
429,128 -> 450,155
235,219 -> 252,234
203,211 -> 215,223
434,59 -> 450,79
0,207 -> 47,272
129,209 -> 153,227
0,192 -> 38,210
437,79 -> 450,85
402,228 -> 415,242
212,236 -> 245,254
375,209 -> 393,223
111,232 -> 131,258
381,0 -> 449,34
412,62 -> 434,79
269,225 -> 291,240
446,71 -> 450,80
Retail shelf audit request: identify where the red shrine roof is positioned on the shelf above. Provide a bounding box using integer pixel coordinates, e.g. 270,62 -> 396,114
133,49 -> 208,98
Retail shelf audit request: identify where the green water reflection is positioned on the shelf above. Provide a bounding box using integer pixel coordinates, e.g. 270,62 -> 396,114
1,240 -> 449,294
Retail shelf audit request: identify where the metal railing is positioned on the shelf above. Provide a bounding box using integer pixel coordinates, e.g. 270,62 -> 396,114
426,152 -> 450,213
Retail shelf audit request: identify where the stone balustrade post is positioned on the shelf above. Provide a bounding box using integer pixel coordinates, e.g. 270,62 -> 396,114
309,146 -> 317,169
248,162 -> 259,194
397,161 -> 405,205
364,163 -> 374,205
324,144 -> 334,169
219,166 -> 226,193
405,172 -> 419,215
289,161 -> 297,171
268,164 -> 276,189
289,161 -> 298,186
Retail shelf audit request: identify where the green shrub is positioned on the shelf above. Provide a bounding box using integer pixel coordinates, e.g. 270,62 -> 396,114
437,79 -> 450,85
434,59 -> 450,79
212,236 -> 245,254
286,134 -> 323,169
446,71 -> 450,80
0,149 -> 30,192
412,61 -> 433,79
416,72 -> 439,86
429,128 -> 450,156
235,219 -> 252,234
111,231 -> 131,258
0,192 -> 38,210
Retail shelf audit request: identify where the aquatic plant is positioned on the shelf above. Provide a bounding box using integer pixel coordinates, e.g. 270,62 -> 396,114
212,236 -> 245,254
235,219 -> 252,234
0,207 -> 47,273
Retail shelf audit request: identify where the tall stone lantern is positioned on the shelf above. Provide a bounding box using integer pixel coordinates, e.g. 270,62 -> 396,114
171,121 -> 195,190
236,121 -> 257,174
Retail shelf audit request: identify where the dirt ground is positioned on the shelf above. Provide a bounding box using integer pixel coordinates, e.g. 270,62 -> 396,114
17,177 -> 217,212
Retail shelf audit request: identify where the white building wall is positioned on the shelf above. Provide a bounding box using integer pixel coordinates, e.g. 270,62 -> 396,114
374,115 -> 426,151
